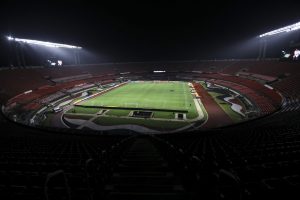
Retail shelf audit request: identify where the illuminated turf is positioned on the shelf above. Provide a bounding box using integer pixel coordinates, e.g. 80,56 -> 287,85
78,81 -> 198,119
63,81 -> 204,131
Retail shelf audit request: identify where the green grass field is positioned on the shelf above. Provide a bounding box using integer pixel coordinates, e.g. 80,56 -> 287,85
62,81 -> 203,131
78,81 -> 198,118
66,107 -> 100,114
105,109 -> 131,116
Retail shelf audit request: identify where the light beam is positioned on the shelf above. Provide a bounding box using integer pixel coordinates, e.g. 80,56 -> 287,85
6,36 -> 82,49
259,21 -> 300,38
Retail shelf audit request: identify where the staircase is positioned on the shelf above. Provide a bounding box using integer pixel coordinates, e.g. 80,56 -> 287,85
104,137 -> 188,200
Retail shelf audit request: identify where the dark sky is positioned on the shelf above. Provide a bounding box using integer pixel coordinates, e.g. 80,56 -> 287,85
0,0 -> 300,64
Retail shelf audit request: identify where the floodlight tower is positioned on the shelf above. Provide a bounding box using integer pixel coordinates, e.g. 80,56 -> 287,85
6,36 -> 82,66
258,21 -> 300,59
74,48 -> 81,65
258,38 -> 267,60
7,36 -> 24,67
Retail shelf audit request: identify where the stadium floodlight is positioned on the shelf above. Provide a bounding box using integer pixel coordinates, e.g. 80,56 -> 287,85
6,36 -> 82,49
259,21 -> 300,38
7,36 -> 14,40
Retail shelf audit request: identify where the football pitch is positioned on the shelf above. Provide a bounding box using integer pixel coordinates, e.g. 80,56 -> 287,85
65,81 -> 205,131
79,81 -> 197,115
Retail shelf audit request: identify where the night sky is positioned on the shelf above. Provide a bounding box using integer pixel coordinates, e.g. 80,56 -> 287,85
0,0 -> 300,65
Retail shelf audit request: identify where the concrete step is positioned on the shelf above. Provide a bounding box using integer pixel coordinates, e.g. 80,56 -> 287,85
115,165 -> 169,172
118,160 -> 168,167
112,172 -> 174,177
105,183 -> 185,193
110,176 -> 179,185
121,157 -> 164,162
122,154 -> 163,158
106,192 -> 187,200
